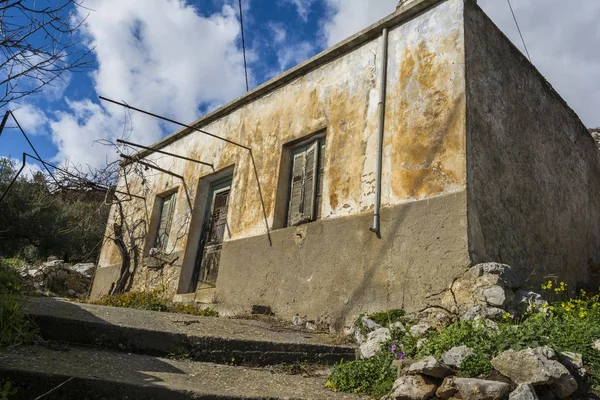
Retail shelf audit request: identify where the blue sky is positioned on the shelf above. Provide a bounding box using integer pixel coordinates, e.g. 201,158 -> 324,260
2,0 -> 600,172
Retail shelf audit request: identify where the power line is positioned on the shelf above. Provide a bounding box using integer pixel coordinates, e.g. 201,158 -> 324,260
238,0 -> 249,92
506,0 -> 532,62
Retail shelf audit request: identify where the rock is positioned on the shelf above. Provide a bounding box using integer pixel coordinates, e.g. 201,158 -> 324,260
385,374 -> 437,400
415,307 -> 454,330
305,321 -> 317,331
593,339 -> 600,351
409,322 -> 432,337
354,329 -> 366,344
558,351 -> 583,370
513,290 -> 548,314
509,383 -> 539,400
71,263 -> 95,277
442,345 -> 475,368
359,328 -> 390,359
361,317 -> 382,332
47,255 -> 59,262
549,373 -> 578,399
491,347 -> 571,385
390,321 -> 406,332
535,387 -> 556,400
42,259 -> 64,268
292,315 -> 307,326
436,377 -> 458,400
393,359 -> 414,377
453,378 -> 511,400
483,285 -> 507,307
407,356 -> 454,379
461,305 -> 504,321
468,262 -> 520,289
416,338 -> 428,349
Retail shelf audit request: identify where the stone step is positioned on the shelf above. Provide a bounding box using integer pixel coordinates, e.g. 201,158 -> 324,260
25,297 -> 356,366
0,345 -> 363,400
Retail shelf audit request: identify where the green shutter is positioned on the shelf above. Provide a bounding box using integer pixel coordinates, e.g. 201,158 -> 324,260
288,149 -> 306,226
302,140 -> 319,222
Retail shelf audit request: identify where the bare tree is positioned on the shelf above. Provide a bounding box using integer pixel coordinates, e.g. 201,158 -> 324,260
0,0 -> 93,107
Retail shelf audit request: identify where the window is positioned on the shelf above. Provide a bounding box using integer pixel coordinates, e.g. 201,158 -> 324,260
153,192 -> 177,252
287,137 -> 325,227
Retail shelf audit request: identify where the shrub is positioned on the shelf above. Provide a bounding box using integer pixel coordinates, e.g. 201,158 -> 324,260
326,352 -> 396,397
0,381 -> 17,400
0,259 -> 37,346
354,309 -> 408,334
329,286 -> 600,395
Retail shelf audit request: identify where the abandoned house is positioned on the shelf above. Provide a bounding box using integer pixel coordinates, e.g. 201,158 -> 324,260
91,0 -> 600,326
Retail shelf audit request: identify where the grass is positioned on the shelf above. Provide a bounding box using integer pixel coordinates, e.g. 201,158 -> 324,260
327,283 -> 600,397
91,289 -> 219,317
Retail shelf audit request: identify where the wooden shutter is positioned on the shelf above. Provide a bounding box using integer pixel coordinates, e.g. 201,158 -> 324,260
288,149 -> 306,226
302,140 -> 319,222
315,139 -> 326,219
155,193 -> 176,252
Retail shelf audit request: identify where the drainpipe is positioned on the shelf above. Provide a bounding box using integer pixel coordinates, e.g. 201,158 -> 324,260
370,27 -> 389,239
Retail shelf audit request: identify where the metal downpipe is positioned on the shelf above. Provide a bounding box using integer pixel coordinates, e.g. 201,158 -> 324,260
370,27 -> 389,239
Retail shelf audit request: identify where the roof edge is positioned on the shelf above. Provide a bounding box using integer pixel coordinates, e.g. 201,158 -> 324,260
132,0 -> 446,160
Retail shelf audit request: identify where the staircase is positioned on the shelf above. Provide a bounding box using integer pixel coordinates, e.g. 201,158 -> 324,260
0,297 -> 362,399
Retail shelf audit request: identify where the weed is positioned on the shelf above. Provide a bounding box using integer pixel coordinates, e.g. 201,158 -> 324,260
0,381 -> 17,400
92,290 -> 219,317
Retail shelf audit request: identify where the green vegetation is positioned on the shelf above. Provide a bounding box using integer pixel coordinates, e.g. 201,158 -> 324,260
0,157 -> 109,263
354,309 -> 407,335
327,283 -> 600,396
326,352 -> 397,397
92,289 -> 219,316
0,381 -> 17,400
0,259 -> 37,347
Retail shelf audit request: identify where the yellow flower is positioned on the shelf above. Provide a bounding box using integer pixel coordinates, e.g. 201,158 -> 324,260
541,303 -> 548,309
579,311 -> 587,318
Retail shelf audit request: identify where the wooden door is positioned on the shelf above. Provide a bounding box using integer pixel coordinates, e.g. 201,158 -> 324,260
195,179 -> 231,288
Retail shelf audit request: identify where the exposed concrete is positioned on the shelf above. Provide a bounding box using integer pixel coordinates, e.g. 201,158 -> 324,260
464,1 -> 600,288
25,297 -> 356,366
0,345 -> 362,400
216,191 -> 470,326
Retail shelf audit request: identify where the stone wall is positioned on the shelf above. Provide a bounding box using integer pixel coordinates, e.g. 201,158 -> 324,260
464,1 -> 600,289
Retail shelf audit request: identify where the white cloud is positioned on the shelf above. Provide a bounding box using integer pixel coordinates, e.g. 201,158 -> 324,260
276,41 -> 315,72
48,0 -> 249,167
11,103 -> 48,135
320,0 -> 600,127
283,0 -> 316,22
478,0 -> 600,128
321,0 -> 397,47
268,22 -> 287,44
5,156 -> 44,179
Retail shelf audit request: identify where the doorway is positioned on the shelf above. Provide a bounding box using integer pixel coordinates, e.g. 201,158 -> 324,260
191,176 -> 232,291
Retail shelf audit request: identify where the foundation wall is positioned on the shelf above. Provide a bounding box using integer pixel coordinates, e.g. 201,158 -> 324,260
216,191 -> 470,326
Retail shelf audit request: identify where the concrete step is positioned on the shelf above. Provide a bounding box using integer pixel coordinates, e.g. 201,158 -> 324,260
25,297 -> 356,366
0,345 -> 363,400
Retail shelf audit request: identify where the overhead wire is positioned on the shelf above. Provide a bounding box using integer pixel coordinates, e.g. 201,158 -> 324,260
506,0 -> 532,62
238,0 -> 250,92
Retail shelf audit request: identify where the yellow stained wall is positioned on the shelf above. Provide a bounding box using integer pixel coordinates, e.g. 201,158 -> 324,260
95,0 -> 466,298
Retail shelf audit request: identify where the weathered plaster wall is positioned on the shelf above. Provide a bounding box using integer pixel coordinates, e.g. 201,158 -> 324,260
93,0 -> 468,306
216,191 -> 470,326
464,1 -> 600,288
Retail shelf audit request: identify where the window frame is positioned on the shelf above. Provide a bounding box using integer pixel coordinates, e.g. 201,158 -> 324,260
284,133 -> 326,228
149,189 -> 178,255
